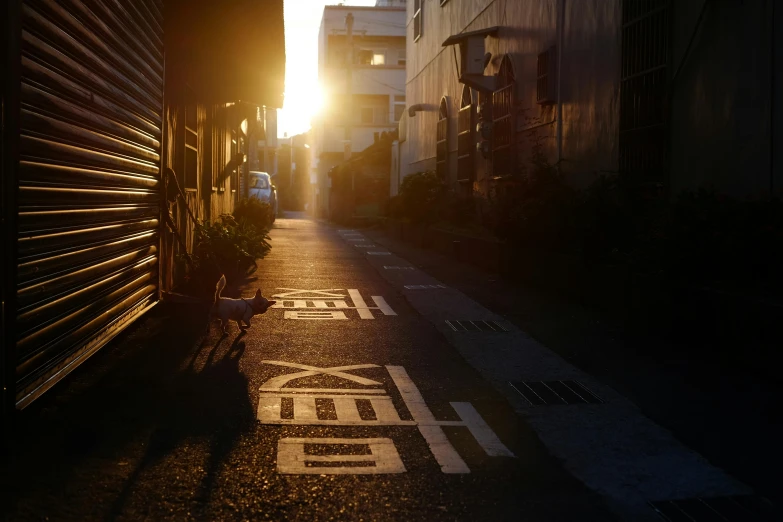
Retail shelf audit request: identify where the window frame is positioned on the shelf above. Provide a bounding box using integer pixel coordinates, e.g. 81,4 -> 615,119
413,0 -> 423,42
491,55 -> 515,178
184,103 -> 198,191
436,96 -> 449,181
457,85 -> 475,183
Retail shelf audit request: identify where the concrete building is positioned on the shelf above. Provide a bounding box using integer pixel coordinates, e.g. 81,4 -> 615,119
399,0 -> 782,199
311,0 -> 407,218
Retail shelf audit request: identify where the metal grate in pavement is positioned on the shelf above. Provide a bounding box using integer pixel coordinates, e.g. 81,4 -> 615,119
384,266 -> 415,270
367,252 -> 391,256
404,285 -> 446,290
445,320 -> 508,332
649,495 -> 779,521
510,380 -> 603,405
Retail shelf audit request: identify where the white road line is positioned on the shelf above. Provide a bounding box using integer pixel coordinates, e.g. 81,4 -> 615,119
284,311 -> 349,320
260,362 -> 382,388
277,438 -> 406,474
450,402 -> 515,457
348,289 -> 374,319
257,397 -> 282,421
417,425 -> 471,474
293,397 -> 319,421
386,366 -> 435,422
371,296 -> 397,316
313,301 -> 329,308
369,397 -> 403,422
386,365 -> 470,473
259,388 -> 386,394
332,398 -> 362,421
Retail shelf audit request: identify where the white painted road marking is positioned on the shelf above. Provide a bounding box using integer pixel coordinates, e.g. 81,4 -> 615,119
277,438 -> 406,474
272,288 -> 396,319
284,311 -> 349,320
258,362 -> 515,475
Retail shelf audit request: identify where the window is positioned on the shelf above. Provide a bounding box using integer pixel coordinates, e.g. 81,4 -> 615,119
413,0 -> 422,42
357,49 -> 373,65
620,0 -> 670,183
393,95 -> 406,122
491,55 -> 514,177
436,97 -> 449,180
397,49 -> 406,66
457,85 -> 474,183
536,47 -> 556,105
355,94 -> 390,125
372,52 -> 386,66
184,104 -> 198,190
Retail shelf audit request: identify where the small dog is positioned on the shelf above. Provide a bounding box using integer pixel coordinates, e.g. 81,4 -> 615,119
209,275 -> 276,334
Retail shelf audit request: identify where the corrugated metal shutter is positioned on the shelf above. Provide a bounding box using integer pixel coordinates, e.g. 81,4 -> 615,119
16,0 -> 163,407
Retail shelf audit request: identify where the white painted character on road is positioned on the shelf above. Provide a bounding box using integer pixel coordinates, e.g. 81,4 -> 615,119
271,288 -> 396,320
258,361 -> 515,475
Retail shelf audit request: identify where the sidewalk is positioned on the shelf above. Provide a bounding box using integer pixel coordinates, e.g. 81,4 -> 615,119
360,225 -> 782,510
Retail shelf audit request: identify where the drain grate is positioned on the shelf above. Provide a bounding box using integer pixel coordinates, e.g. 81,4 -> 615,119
404,284 -> 446,290
367,252 -> 391,256
384,266 -> 415,270
445,320 -> 509,332
649,495 -> 779,521
510,380 -> 603,405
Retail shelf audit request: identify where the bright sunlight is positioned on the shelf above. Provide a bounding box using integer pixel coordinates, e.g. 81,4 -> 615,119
278,0 -> 376,138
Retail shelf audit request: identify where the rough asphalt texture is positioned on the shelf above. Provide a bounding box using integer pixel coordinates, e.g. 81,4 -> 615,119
0,217 -> 617,521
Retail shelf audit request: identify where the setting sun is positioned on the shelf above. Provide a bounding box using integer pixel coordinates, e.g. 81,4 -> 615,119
278,0 -> 376,138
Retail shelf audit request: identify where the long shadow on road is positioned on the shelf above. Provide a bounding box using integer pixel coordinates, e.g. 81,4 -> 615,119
0,301 -> 255,521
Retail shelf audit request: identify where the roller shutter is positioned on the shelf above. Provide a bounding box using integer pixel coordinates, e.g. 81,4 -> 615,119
16,0 -> 163,407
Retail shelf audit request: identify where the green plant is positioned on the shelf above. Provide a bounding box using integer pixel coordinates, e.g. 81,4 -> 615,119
233,197 -> 273,232
396,171 -> 446,224
178,214 -> 272,291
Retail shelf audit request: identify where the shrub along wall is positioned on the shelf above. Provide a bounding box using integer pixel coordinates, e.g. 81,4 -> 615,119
386,168 -> 783,372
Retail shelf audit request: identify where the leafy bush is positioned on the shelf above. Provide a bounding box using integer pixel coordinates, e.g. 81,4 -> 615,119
395,171 -> 447,224
178,213 -> 272,292
233,197 -> 273,231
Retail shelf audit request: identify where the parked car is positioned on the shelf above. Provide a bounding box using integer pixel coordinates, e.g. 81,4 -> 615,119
249,171 -> 278,222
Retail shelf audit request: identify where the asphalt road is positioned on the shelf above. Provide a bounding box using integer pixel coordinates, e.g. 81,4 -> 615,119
1,216 -> 616,521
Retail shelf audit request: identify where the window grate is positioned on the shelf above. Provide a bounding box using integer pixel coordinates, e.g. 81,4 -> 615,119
620,0 -> 671,184
649,495 -> 780,521
536,47 -> 556,105
510,381 -> 603,405
492,56 -> 515,177
436,97 -> 449,180
445,320 -> 509,332
457,85 -> 475,183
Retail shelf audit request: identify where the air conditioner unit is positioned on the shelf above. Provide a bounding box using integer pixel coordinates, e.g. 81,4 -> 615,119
536,46 -> 557,105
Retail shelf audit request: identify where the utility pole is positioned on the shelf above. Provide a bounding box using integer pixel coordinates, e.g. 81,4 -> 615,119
344,12 -> 354,165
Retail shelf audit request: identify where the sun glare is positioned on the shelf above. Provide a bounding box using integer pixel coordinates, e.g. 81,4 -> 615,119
279,81 -> 324,138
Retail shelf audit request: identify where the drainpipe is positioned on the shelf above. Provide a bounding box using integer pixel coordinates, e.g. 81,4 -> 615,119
556,0 -> 565,172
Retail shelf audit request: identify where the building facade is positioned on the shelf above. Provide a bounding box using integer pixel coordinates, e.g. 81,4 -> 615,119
1,0 -> 285,415
399,0 -> 782,199
311,0 -> 407,218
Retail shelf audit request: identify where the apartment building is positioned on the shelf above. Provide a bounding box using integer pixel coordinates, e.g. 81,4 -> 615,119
311,0 -> 407,217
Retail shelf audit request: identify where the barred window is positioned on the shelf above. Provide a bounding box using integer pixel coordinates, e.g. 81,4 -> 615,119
620,0 -> 670,184
457,85 -> 474,183
491,55 -> 514,177
436,97 -> 449,180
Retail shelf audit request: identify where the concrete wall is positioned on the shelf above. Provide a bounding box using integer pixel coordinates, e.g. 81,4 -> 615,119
403,0 -> 780,199
403,0 -> 621,193
670,0 -> 782,198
